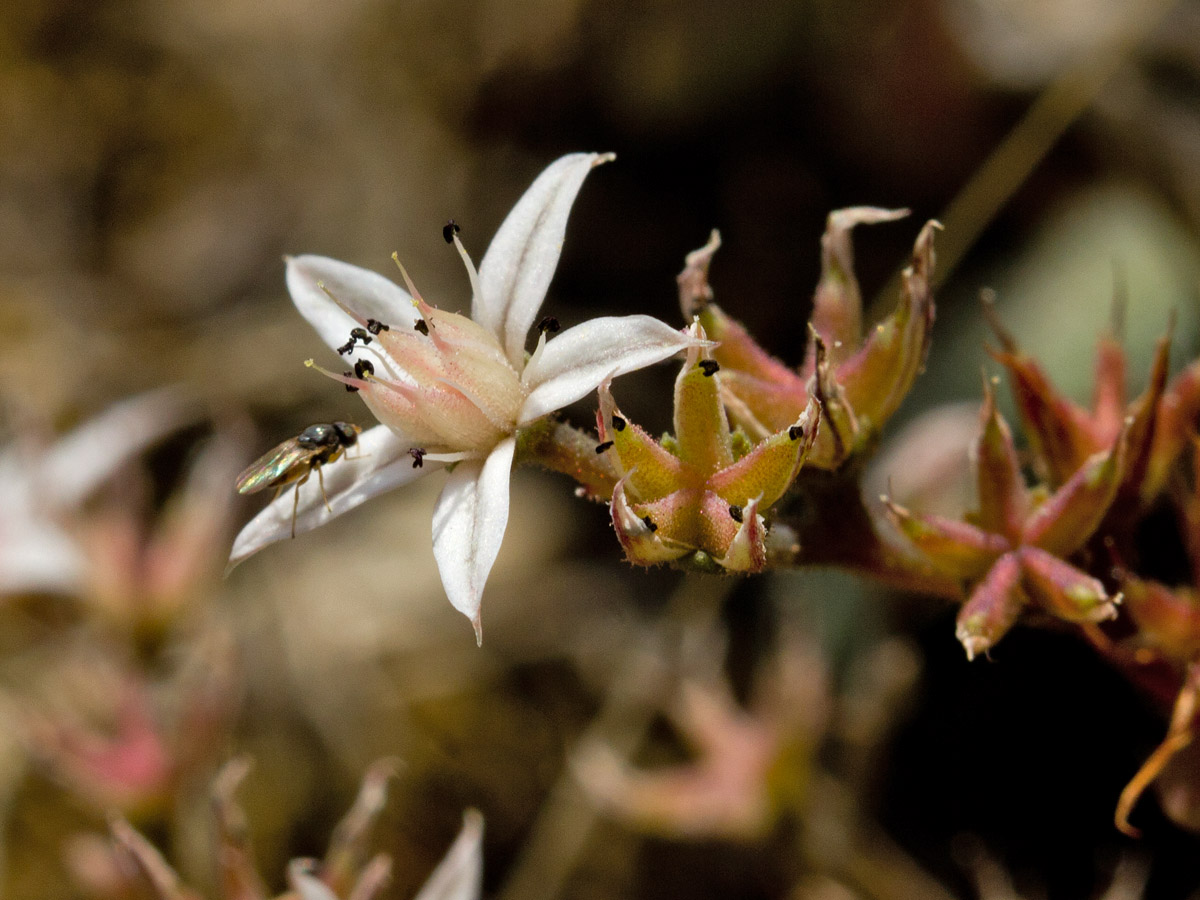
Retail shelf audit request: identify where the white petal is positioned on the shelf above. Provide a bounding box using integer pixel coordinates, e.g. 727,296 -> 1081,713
228,425 -> 436,568
286,255 -> 418,354
476,153 -> 613,367
518,315 -> 701,424
431,437 -> 515,644
413,810 -> 485,900
0,522 -> 86,595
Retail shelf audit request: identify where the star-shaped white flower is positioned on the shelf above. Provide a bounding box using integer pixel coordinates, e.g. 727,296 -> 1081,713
229,153 -> 702,642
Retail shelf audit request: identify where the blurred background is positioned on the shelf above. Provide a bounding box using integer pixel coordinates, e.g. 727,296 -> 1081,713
4,0 -> 1200,897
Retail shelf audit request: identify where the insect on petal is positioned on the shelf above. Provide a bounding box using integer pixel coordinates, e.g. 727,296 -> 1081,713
228,426 -> 433,569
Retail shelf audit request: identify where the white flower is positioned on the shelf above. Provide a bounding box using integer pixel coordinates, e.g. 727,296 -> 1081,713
229,153 -> 702,642
0,388 -> 195,597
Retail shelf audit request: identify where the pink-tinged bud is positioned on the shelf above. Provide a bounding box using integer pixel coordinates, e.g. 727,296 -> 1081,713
986,351 -> 1092,489
1146,357 -> 1200,500
987,295 -> 1173,504
1018,546 -> 1119,624
693,303 -> 805,442
835,217 -> 939,435
678,214 -> 937,469
1121,331 -> 1171,503
610,474 -> 691,566
956,552 -> 1027,660
1120,576 -> 1200,662
672,323 -> 735,473
974,376 -> 1029,542
805,331 -> 858,469
597,383 -> 688,501
1021,420 -> 1128,558
677,229 -> 721,320
811,207 -> 910,365
714,495 -> 767,573
600,374 -> 816,571
882,497 -> 1008,581
708,398 -> 820,510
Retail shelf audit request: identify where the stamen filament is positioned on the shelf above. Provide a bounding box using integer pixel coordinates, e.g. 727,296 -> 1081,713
392,253 -> 452,351
304,358 -> 368,391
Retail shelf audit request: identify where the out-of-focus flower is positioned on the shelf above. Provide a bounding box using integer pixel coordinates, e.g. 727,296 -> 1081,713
884,377 -> 1126,659
574,633 -> 828,840
71,758 -> 483,900
0,388 -> 195,599
80,433 -> 246,639
13,634 -> 235,818
230,153 -> 702,642
599,323 -> 819,572
678,211 -> 937,470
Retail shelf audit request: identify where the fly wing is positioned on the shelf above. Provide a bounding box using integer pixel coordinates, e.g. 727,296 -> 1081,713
235,439 -> 311,494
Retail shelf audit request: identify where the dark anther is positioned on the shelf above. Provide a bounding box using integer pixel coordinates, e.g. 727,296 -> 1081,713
367,318 -> 390,335
415,319 -> 430,336
595,440 -> 614,454
337,339 -> 356,355
350,327 -> 372,345
443,219 -> 461,244
409,447 -> 426,469
354,359 -> 375,379
537,316 -> 560,335
641,515 -> 658,533
611,415 -> 627,432
343,371 -> 359,393
729,504 -> 744,523
788,424 -> 803,440
699,360 -> 720,377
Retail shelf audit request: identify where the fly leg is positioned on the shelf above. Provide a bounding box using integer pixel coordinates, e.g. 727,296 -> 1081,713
317,463 -> 333,514
290,471 -> 311,539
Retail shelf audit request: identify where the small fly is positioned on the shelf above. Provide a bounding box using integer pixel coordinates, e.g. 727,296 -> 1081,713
236,422 -> 362,538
